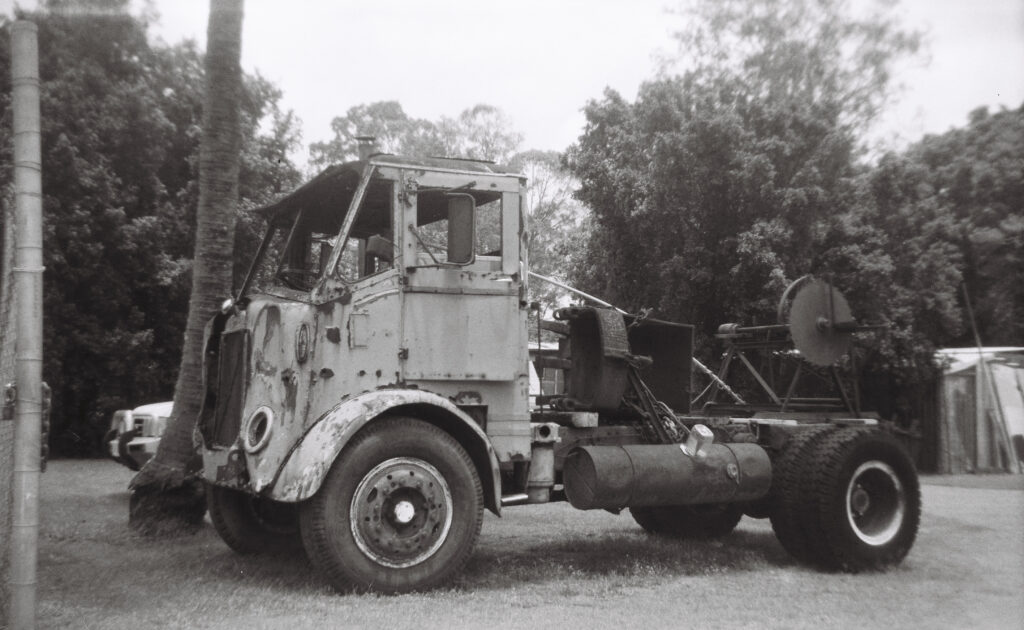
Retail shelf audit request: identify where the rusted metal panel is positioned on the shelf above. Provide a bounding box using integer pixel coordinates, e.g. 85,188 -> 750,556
371,155 -> 523,178
483,409 -> 532,462
209,269 -> 407,496
501,192 -> 519,276
393,168 -> 522,194
348,312 -> 369,348
402,291 -> 520,381
270,389 -> 501,509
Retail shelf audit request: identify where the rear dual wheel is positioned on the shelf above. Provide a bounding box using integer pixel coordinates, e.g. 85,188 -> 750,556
768,427 -> 833,562
771,428 -> 920,571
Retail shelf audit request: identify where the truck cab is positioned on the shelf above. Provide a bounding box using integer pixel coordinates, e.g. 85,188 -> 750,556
200,154 -> 531,496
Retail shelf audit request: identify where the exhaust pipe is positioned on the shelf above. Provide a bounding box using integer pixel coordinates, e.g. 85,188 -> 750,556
355,135 -> 376,161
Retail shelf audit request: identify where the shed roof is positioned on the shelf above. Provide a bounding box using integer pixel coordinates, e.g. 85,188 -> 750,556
937,347 -> 1024,375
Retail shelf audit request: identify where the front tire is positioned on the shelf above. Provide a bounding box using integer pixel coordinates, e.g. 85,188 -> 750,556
207,485 -> 300,554
299,416 -> 483,594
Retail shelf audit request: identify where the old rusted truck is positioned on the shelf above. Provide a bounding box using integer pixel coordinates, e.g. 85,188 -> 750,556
198,153 -> 920,593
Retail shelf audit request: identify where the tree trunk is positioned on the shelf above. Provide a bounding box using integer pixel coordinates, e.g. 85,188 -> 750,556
129,0 -> 244,533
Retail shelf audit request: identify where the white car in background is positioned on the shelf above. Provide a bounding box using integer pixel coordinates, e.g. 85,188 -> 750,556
105,401 -> 173,471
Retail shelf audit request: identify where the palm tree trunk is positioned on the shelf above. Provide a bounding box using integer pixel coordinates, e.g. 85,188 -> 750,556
129,0 -> 244,530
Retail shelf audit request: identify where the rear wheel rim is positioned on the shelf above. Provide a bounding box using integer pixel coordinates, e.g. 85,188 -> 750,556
845,460 -> 905,546
350,457 -> 453,569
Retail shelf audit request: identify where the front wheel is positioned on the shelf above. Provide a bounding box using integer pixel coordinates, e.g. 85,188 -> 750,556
299,416 -> 483,594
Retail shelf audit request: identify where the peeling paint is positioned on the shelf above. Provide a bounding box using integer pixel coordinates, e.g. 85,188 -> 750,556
453,391 -> 483,405
282,368 -> 298,410
261,305 -> 280,347
253,350 -> 277,377
270,389 -> 501,509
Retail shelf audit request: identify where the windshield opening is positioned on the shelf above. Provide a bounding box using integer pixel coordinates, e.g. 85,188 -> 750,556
241,170 -> 395,296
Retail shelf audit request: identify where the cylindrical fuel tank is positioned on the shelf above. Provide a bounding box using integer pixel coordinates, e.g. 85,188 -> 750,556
563,443 -> 772,510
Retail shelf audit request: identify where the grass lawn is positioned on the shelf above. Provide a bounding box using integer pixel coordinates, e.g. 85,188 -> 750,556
33,460 -> 1024,629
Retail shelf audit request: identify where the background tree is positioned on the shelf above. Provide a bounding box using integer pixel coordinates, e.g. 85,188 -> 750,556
821,104 -> 1024,421
309,101 -> 522,167
565,0 -> 926,394
0,0 -> 299,459
899,105 -> 1024,346
128,0 -> 245,526
508,149 -> 589,311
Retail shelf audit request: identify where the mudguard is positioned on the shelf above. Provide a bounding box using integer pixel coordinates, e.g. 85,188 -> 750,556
268,389 -> 502,514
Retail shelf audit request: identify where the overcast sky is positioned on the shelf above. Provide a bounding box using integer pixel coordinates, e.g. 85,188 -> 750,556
4,0 -> 1023,167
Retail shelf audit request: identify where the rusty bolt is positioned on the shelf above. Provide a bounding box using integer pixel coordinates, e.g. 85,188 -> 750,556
726,463 -> 739,480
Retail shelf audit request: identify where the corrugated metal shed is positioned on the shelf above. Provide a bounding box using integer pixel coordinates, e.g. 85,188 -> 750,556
936,348 -> 1024,474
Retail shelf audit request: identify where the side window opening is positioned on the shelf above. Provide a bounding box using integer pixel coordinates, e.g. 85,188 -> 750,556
413,188 -> 502,265
475,198 -> 501,257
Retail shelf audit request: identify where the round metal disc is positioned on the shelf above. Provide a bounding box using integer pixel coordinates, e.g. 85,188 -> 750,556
789,279 -> 853,366
776,275 -> 813,325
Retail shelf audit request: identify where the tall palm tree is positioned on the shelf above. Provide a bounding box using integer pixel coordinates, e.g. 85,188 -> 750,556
130,0 -> 244,530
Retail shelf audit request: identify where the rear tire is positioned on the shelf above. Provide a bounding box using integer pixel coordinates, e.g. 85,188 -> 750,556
207,485 -> 300,554
299,416 -> 483,594
803,429 -> 920,571
630,503 -> 743,539
768,426 -> 834,562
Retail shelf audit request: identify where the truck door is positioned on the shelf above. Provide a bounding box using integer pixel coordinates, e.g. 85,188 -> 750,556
398,170 -> 526,383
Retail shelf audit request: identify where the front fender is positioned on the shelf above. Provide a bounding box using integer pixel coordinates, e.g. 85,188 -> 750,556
269,389 -> 501,514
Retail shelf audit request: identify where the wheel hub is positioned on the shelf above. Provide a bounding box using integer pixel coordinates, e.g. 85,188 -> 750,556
350,457 -> 453,569
845,460 -> 905,546
393,500 -> 416,524
850,486 -> 871,515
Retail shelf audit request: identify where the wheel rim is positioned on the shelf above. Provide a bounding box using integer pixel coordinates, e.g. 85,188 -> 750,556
350,457 -> 453,569
845,460 -> 906,546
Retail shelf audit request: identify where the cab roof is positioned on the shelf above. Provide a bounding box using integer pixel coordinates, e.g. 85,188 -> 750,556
254,154 -> 522,224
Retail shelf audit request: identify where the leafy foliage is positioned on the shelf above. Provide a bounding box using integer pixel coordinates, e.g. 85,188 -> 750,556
0,2 -> 300,455
508,150 -> 589,311
565,76 -> 862,355
564,0 -> 944,404
663,0 -> 922,134
309,101 -> 522,167
910,106 -> 1024,346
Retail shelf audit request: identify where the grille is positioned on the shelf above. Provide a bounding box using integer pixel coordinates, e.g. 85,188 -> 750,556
211,329 -> 250,447
133,415 -> 148,434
